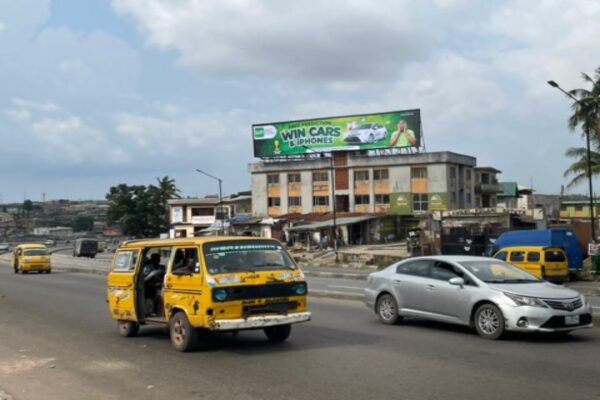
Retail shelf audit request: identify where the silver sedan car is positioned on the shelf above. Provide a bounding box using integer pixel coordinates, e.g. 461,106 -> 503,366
364,256 -> 593,339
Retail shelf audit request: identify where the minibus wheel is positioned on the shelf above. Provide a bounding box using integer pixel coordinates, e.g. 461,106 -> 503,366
170,311 -> 198,352
264,324 -> 291,343
118,320 -> 140,337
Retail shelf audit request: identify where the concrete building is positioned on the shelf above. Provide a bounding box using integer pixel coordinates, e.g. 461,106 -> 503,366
474,167 -> 502,208
250,151 -> 480,217
32,226 -> 73,237
560,199 -> 600,219
167,193 -> 252,237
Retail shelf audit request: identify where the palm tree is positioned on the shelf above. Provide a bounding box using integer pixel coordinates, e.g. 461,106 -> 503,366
568,67 -> 600,142
563,147 -> 600,189
156,176 -> 181,200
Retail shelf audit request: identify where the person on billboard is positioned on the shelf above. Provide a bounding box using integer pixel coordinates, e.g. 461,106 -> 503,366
389,120 -> 417,147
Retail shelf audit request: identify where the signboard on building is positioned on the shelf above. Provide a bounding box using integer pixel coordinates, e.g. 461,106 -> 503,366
191,215 -> 216,225
171,206 -> 183,224
253,109 -> 421,158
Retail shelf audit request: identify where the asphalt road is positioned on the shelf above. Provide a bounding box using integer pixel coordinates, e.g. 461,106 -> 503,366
1,263 -> 600,400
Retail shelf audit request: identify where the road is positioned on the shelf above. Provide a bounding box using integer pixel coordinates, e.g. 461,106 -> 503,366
1,262 -> 599,400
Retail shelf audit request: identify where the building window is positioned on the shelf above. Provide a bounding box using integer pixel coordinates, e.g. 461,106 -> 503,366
373,169 -> 389,180
412,193 -> 429,211
465,169 -> 471,181
268,197 -> 281,207
288,197 -> 301,206
575,205 -> 583,211
411,167 -> 427,179
313,196 -> 329,206
313,171 -> 328,182
354,170 -> 369,181
355,195 -> 370,205
450,167 -> 456,179
191,207 -> 214,216
560,205 -> 567,211
288,173 -> 301,183
451,191 -> 457,204
375,194 -> 390,204
267,174 -> 280,184
466,193 -> 472,205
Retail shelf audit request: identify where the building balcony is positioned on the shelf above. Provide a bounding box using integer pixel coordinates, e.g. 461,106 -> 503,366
475,183 -> 501,193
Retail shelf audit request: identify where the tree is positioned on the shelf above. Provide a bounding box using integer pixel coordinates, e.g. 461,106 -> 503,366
22,199 -> 33,217
106,176 -> 180,238
563,146 -> 600,189
563,67 -> 600,189
72,216 -> 94,232
568,67 -> 600,142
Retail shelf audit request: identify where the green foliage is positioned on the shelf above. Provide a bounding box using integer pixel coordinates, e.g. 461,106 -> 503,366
72,216 -> 94,232
106,176 -> 180,238
564,67 -> 600,189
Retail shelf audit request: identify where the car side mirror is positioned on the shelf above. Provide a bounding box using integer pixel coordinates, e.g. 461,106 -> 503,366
449,277 -> 465,287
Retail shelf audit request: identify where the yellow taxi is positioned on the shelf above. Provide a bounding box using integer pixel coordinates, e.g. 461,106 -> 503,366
106,237 -> 311,351
493,246 -> 569,282
13,243 -> 52,274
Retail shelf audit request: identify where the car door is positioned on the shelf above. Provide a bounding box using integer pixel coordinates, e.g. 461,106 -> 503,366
107,249 -> 141,322
163,246 -> 204,321
423,261 -> 474,322
392,259 -> 432,312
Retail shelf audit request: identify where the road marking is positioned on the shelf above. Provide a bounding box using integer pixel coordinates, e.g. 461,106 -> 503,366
328,285 -> 364,291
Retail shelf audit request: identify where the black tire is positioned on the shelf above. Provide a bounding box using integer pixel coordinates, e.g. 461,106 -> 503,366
170,311 -> 198,352
13,267 -> 18,274
376,293 -> 402,325
368,134 -> 375,144
21,269 -> 28,275
264,324 -> 292,343
46,270 -> 52,274
474,304 -> 505,340
118,320 -> 140,337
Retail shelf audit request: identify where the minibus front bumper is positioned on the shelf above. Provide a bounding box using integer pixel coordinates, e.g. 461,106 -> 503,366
210,311 -> 311,331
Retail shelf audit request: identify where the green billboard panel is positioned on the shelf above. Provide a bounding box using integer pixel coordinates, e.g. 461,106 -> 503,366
253,109 -> 421,158
390,192 -> 412,215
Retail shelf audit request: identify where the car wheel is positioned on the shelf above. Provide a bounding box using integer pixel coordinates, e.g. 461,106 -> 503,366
21,269 -> 28,275
118,320 -> 140,337
376,293 -> 402,325
474,304 -> 505,340
368,133 -> 375,144
264,324 -> 292,343
170,311 -> 198,352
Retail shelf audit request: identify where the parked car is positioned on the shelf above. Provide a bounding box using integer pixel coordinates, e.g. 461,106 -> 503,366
365,255 -> 592,339
0,242 -> 9,253
344,123 -> 387,144
493,246 -> 569,283
44,239 -> 56,247
493,229 -> 583,273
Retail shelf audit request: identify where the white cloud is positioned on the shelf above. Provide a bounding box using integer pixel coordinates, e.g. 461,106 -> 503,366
12,97 -> 61,113
0,23 -> 6,33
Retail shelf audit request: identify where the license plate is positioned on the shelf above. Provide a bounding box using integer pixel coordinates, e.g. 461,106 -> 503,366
565,315 -> 580,325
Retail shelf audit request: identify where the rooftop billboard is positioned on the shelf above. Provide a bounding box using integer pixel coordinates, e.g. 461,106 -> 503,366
252,109 -> 421,158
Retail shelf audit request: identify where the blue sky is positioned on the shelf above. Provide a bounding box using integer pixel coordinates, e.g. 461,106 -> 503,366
1,0 -> 599,203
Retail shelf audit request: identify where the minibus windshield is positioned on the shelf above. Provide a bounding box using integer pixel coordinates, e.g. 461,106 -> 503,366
203,240 -> 296,274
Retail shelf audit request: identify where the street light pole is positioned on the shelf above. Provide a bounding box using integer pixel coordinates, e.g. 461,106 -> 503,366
195,169 -> 225,236
548,80 -> 596,243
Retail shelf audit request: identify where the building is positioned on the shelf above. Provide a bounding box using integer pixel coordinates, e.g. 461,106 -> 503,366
167,193 -> 252,237
560,199 -> 600,219
474,167 -> 502,208
250,151 -> 481,217
32,226 -> 73,237
496,182 -> 533,210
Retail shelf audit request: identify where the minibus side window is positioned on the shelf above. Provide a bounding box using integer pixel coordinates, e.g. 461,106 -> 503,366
172,247 -> 200,274
526,252 -> 540,262
113,251 -> 138,272
510,251 -> 525,262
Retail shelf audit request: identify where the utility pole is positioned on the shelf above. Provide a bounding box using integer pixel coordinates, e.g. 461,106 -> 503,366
195,169 -> 225,236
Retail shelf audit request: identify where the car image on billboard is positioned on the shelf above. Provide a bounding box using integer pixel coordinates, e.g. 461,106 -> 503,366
343,123 -> 388,144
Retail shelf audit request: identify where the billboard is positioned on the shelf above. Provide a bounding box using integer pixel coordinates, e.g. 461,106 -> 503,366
253,109 -> 421,158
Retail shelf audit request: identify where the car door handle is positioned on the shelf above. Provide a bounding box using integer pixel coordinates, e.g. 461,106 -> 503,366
393,279 -> 402,284
425,284 -> 435,291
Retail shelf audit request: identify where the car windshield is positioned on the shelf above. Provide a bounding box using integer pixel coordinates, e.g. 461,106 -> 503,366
459,260 -> 540,283
356,124 -> 372,130
24,249 -> 48,256
545,250 -> 566,262
203,240 -> 296,274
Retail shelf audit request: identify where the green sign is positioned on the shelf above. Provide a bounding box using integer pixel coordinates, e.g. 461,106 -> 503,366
429,193 -> 447,211
390,192 -> 412,215
253,109 -> 421,157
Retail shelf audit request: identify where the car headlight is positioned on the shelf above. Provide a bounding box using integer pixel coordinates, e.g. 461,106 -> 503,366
504,292 -> 547,308
293,283 -> 307,295
581,295 -> 589,307
212,289 -> 228,302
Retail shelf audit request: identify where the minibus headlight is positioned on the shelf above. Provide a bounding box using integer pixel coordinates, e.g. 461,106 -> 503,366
294,283 -> 307,295
213,289 -> 228,302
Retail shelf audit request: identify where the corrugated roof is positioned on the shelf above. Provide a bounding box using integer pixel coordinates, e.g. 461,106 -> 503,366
289,215 -> 376,232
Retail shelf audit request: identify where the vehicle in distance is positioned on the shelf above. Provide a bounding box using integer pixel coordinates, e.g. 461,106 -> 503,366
0,242 -> 9,253
44,239 -> 56,247
365,256 -> 592,339
107,237 -> 311,351
73,238 -> 98,258
12,243 -> 52,274
344,123 -> 387,144
493,246 -> 569,283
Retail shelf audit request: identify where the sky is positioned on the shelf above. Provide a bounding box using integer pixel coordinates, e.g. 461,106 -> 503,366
1,0 -> 599,203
